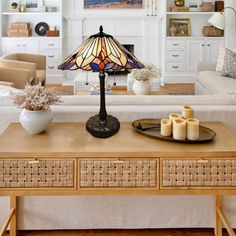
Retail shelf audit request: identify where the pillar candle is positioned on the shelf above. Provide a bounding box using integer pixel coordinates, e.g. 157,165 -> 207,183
187,118 -> 199,140
161,119 -> 172,137
169,113 -> 182,123
182,105 -> 194,119
169,113 -> 182,134
173,118 -> 187,140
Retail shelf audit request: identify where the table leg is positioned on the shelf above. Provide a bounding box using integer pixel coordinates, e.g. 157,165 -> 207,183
215,195 -> 222,236
10,196 -> 17,236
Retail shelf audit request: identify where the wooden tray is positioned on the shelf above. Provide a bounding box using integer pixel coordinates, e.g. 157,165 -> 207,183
132,119 -> 216,143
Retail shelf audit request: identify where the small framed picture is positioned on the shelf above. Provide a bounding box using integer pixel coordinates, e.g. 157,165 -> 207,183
185,0 -> 202,11
169,18 -> 191,36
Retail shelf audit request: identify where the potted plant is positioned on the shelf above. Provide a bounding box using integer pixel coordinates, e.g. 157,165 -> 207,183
11,2 -> 18,9
11,83 -> 61,134
131,64 -> 161,95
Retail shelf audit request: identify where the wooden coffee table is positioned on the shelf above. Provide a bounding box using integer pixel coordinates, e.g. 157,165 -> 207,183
0,122 -> 236,236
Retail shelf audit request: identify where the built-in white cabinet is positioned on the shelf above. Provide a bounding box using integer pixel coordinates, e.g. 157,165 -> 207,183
0,0 -> 63,84
163,0 -> 226,83
187,39 -> 224,72
2,39 -> 39,54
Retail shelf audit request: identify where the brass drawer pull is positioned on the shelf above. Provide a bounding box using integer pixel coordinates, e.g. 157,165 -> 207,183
28,160 -> 40,164
113,160 -> 124,164
197,159 -> 209,163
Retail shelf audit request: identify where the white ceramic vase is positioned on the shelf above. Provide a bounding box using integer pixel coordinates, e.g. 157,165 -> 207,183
20,109 -> 53,134
132,80 -> 151,95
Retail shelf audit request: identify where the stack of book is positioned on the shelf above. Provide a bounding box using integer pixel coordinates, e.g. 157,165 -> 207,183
8,22 -> 32,37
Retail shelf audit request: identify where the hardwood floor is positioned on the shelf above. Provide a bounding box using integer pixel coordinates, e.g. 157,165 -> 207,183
47,83 -> 195,95
4,229 -> 230,236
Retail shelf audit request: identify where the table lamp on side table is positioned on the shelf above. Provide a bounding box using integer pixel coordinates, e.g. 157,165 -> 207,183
58,26 -> 144,138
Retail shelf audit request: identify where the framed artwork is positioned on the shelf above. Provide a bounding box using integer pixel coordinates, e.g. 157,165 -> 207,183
169,18 -> 191,36
84,0 -> 143,9
185,0 -> 202,12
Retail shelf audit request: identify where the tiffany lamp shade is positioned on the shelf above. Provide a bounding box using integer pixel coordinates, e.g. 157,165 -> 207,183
58,26 -> 144,138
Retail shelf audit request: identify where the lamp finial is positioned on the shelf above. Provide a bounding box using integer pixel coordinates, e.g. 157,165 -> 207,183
99,25 -> 103,35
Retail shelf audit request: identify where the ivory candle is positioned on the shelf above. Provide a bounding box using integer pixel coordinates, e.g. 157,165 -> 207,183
169,113 -> 182,123
161,119 -> 172,137
173,118 -> 187,140
169,113 -> 182,134
187,118 -> 199,140
182,105 -> 194,119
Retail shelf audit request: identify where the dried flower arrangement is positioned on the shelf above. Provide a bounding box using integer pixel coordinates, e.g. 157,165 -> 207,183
11,83 -> 61,111
131,64 -> 161,81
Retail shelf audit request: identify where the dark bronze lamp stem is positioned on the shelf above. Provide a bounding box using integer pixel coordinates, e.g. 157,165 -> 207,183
99,71 -> 107,122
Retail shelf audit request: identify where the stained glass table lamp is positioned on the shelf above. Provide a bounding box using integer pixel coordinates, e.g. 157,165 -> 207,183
58,26 -> 144,138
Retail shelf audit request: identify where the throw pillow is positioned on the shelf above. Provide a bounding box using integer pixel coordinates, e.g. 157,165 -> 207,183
216,47 -> 226,72
217,48 -> 236,79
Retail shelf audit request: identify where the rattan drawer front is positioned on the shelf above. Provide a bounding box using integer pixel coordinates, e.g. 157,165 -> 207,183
162,159 -> 236,187
80,160 -> 157,188
0,159 -> 75,188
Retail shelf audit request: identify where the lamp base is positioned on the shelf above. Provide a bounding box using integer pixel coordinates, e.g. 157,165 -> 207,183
86,115 -> 120,138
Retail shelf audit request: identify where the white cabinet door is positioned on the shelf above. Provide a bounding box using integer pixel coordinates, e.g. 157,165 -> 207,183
2,40 -> 39,54
205,39 -> 224,62
186,40 -> 205,72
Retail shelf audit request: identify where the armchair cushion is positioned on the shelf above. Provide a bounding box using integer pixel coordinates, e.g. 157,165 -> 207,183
0,66 -> 31,89
0,53 -> 46,86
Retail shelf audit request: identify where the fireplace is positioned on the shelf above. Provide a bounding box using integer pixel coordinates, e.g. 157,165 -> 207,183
107,44 -> 134,75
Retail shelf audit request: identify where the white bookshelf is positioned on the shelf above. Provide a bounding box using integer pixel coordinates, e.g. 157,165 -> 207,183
162,0 -> 226,84
0,0 -> 64,84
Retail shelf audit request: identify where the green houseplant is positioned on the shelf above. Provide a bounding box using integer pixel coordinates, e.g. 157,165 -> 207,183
11,2 -> 18,9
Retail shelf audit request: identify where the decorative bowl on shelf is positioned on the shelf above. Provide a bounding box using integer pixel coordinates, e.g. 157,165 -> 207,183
174,0 -> 185,7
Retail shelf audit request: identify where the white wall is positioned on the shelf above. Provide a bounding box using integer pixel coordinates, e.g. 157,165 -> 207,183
225,0 -> 236,48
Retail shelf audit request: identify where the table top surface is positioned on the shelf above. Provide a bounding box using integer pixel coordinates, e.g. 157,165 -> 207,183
0,122 -> 236,158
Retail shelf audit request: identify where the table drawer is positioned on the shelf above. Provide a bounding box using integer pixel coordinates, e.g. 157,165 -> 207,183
80,159 -> 157,188
166,51 -> 185,61
42,51 -> 61,62
41,40 -> 61,50
162,159 -> 236,187
166,39 -> 185,50
0,159 -> 75,188
166,63 -> 185,72
47,63 -> 60,73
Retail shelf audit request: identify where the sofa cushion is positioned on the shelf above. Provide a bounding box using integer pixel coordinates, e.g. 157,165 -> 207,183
197,71 -> 236,94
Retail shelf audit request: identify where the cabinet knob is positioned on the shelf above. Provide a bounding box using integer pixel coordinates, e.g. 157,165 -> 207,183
207,44 -> 210,46
48,55 -> 55,58
173,43 -> 179,46
17,44 -> 20,47
202,44 -> 205,47
172,54 -> 179,57
22,44 -> 26,47
48,43 -> 55,46
48,66 -> 55,69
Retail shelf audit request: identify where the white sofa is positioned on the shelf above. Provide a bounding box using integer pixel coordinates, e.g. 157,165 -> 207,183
1,93 -> 236,230
196,62 -> 236,95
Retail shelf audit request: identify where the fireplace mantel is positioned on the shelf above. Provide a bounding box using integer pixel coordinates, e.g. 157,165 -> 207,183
64,16 -> 161,81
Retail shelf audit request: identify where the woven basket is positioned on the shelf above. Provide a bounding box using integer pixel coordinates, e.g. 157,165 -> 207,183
202,26 -> 223,37
201,2 -> 214,12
